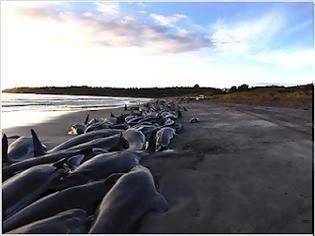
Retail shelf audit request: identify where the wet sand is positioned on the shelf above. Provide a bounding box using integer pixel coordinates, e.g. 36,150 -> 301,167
2,101 -> 313,233
3,107 -> 123,149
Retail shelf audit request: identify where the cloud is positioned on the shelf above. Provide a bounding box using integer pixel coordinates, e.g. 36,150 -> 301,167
150,13 -> 187,27
210,13 -> 285,54
10,3 -> 211,53
2,2 -> 313,89
94,2 -> 119,16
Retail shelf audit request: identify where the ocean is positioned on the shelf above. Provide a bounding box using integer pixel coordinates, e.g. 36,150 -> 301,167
1,93 -> 151,129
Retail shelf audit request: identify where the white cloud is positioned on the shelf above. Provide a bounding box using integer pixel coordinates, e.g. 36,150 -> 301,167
211,14 -> 285,54
94,2 -> 119,16
150,13 -> 187,27
7,4 -> 210,54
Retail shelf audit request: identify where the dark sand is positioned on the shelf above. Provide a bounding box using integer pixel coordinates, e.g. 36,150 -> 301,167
3,101 -> 313,233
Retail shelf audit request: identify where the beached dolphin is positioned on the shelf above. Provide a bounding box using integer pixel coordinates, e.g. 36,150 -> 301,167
190,117 -> 199,123
2,162 -> 66,220
132,122 -> 154,129
66,133 -> 128,152
156,127 -> 176,151
173,120 -> 183,132
163,118 -> 175,127
49,129 -> 122,152
6,209 -> 89,234
55,151 -> 140,189
124,128 -> 146,150
68,114 -> 90,135
109,112 -> 118,124
126,116 -> 146,126
115,113 -> 129,124
136,125 -> 159,139
3,175 -> 122,233
125,113 -> 143,122
146,128 -> 159,152
85,121 -> 110,133
177,110 -> 182,118
4,129 -> 46,163
89,165 -> 169,233
109,123 -> 130,130
2,148 -> 90,181
69,123 -> 86,136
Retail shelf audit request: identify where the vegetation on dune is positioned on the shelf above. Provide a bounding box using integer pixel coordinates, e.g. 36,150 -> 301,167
209,84 -> 313,107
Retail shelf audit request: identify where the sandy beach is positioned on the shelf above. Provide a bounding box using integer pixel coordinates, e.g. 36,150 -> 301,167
2,101 -> 313,233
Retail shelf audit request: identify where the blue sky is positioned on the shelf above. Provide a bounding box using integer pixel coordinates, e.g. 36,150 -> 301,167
1,1 -> 314,89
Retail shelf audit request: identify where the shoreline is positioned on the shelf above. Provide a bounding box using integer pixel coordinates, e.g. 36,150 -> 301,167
1,105 -> 126,130
2,106 -> 125,149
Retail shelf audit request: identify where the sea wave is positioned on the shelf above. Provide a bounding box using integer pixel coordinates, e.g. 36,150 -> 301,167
1,93 -> 150,112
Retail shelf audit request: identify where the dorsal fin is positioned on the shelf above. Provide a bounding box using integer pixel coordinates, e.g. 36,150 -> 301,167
110,112 -> 115,118
124,104 -> 128,111
84,114 -> 90,124
31,129 -> 46,157
2,134 -> 8,163
147,128 -> 158,153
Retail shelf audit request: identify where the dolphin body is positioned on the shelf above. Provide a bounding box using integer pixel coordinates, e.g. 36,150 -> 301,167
124,128 -> 146,150
55,151 -> 140,190
89,165 -> 169,233
6,209 -> 89,234
68,114 -> 90,136
3,175 -> 121,233
2,163 -> 65,220
49,129 -> 122,152
3,129 -> 46,163
2,149 -> 89,181
156,127 -> 176,151
66,133 -> 128,152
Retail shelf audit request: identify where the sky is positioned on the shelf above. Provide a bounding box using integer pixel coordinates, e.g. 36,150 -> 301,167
1,1 -> 314,89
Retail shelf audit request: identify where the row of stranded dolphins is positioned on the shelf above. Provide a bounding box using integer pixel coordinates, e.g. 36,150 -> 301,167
2,99 -> 188,234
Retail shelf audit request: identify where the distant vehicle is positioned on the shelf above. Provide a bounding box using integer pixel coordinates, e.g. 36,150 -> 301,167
195,95 -> 206,100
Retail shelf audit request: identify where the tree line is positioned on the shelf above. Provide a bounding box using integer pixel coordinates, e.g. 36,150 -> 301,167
2,84 -> 313,98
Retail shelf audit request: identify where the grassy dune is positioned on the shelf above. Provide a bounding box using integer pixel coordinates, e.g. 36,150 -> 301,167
209,85 -> 313,107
